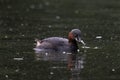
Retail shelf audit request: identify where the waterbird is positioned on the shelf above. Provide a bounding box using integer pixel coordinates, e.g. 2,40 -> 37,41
34,29 -> 85,53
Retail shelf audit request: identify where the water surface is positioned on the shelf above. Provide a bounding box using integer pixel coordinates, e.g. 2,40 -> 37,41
0,0 -> 120,80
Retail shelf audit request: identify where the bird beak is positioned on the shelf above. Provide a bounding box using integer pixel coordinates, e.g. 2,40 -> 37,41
75,37 -> 86,45
80,40 -> 86,45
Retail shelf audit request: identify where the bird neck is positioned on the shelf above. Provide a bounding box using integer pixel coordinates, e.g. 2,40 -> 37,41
69,39 -> 77,46
68,39 -> 78,53
68,32 -> 78,53
68,32 -> 77,45
68,32 -> 74,39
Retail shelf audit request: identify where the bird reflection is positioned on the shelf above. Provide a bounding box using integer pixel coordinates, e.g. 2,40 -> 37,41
34,50 -> 86,80
34,50 -> 85,71
67,54 -> 76,70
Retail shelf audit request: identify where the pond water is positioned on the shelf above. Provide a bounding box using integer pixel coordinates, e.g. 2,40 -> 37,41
0,0 -> 120,80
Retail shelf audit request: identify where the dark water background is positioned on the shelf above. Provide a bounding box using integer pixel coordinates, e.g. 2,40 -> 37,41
0,0 -> 120,80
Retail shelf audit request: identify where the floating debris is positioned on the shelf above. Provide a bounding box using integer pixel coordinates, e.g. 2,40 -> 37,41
96,36 -> 102,39
13,57 -> 24,61
82,46 -> 90,49
93,46 -> 99,49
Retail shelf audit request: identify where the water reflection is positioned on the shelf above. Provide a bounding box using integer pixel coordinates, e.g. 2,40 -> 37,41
34,48 -> 86,80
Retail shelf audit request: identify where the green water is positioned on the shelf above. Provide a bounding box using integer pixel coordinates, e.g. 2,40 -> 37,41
0,0 -> 120,80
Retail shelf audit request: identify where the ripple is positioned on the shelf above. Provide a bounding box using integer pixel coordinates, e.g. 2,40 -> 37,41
13,57 -> 24,61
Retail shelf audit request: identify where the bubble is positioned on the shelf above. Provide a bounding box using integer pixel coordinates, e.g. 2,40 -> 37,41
21,23 -> 24,26
21,34 -> 25,37
45,1 -> 50,6
75,10 -> 79,14
48,25 -> 52,28
110,37 -> 113,40
5,75 -> 8,78
50,72 -> 54,75
17,39 -> 20,41
81,65 -> 84,69
77,49 -> 80,52
93,46 -> 99,49
4,35 -> 8,38
26,8 -> 30,12
84,50 -> 87,53
62,51 -> 66,54
30,4 -> 35,9
9,28 -> 13,31
38,4 -> 43,9
45,53 -> 48,56
112,68 -> 115,72
106,55 -> 109,58
16,52 -> 20,55
7,5 -> 12,9
15,69 -> 19,72
56,16 -> 60,19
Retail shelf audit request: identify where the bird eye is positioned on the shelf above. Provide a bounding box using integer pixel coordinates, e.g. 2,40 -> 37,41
74,34 -> 77,37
